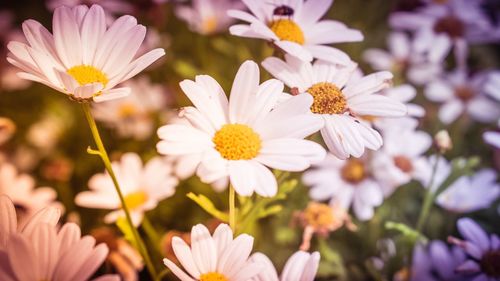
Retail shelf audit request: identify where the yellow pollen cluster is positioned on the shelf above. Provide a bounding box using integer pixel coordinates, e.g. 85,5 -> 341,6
67,65 -> 108,87
269,19 -> 305,45
304,202 -> 335,229
213,124 -> 261,160
200,272 -> 228,281
119,104 -> 138,118
122,191 -> 149,210
307,82 -> 347,115
341,159 -> 366,183
202,17 -> 218,34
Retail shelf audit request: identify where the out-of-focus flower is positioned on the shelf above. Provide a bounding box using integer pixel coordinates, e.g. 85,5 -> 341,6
157,61 -> 325,197
434,130 -> 453,153
413,155 -> 452,192
7,4 -> 165,102
0,117 -> 15,146
363,32 -> 442,85
41,156 -> 74,182
437,169 -> 500,213
424,69 -> 500,124
92,227 -> 143,281
75,153 -> 178,226
0,194 -> 60,248
372,123 -> 432,196
250,250 -> 320,281
0,195 -> 118,281
303,154 -> 384,221
26,115 -> 66,151
93,76 -> 169,140
0,163 -> 62,227
295,202 -> 356,251
484,122 -> 500,149
411,240 -> 467,281
46,0 -> 134,17
228,0 -> 363,65
163,223 -> 263,280
176,0 -> 243,35
448,218 -> 500,280
485,71 -> 500,102
389,0 -> 490,63
262,55 -> 407,159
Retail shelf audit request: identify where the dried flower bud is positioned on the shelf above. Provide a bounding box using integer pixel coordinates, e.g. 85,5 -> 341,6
434,130 -> 452,153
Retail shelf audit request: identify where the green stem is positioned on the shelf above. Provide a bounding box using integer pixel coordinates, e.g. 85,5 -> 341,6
229,185 -> 236,232
142,215 -> 161,247
81,103 -> 157,279
416,154 -> 440,233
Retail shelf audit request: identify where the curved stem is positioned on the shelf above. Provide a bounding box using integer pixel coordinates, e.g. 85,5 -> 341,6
229,185 -> 236,232
81,103 -> 157,279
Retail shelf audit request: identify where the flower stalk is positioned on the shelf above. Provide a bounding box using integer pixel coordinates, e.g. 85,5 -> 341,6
229,184 -> 236,232
81,102 -> 157,279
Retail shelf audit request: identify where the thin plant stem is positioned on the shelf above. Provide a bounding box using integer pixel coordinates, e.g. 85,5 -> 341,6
81,103 -> 157,279
416,154 -> 441,233
229,184 -> 236,232
142,215 -> 161,246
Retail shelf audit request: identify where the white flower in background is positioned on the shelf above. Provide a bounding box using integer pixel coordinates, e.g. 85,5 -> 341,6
372,124 -> 432,196
26,114 -> 67,150
303,154 -> 384,221
0,117 -> 15,146
0,195 -> 118,281
228,0 -> 363,65
363,32 -> 442,85
484,71 -> 500,102
46,0 -> 134,15
75,153 -> 178,226
0,163 -> 62,226
93,76 -> 169,140
0,194 -> 60,249
250,251 -> 320,281
262,55 -> 406,159
437,169 -> 500,213
176,0 -> 243,35
483,120 -> 500,149
157,61 -> 325,197
389,0 -> 490,63
413,155 -> 452,192
424,69 -> 500,124
163,223 -> 263,281
7,4 -> 165,102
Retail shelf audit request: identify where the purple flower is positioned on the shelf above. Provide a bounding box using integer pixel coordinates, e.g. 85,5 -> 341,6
411,240 -> 467,281
449,218 -> 500,280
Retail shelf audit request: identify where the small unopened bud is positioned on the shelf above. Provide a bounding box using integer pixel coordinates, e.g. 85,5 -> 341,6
434,130 -> 452,153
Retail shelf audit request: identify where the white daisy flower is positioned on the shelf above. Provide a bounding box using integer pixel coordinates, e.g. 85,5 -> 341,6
157,60 -> 325,197
424,69 -> 500,124
371,123 -> 432,196
302,153 -> 384,221
262,55 -> 407,159
75,152 -> 178,226
0,194 -> 61,249
176,0 -> 243,35
7,4 -> 165,102
0,162 -> 62,226
413,155 -> 452,193
484,121 -> 500,149
0,196 -> 118,281
250,250 -> 320,281
363,32 -> 442,86
389,0 -> 490,63
228,0 -> 363,65
92,76 -> 169,140
163,223 -> 263,281
436,169 -> 500,213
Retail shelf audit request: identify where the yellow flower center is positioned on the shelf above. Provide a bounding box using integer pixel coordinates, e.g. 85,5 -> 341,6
200,272 -> 228,281
304,202 -> 335,229
122,191 -> 148,210
307,82 -> 347,115
213,124 -> 261,160
269,19 -> 305,45
202,17 -> 218,34
119,104 -> 138,118
67,65 -> 108,87
341,159 -> 366,183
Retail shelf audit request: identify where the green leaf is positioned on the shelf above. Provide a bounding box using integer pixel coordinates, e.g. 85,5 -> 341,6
187,192 -> 229,222
116,217 -> 139,249
385,221 -> 427,243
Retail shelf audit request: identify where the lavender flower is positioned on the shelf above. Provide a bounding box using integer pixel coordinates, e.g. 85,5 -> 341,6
411,240 -> 467,281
